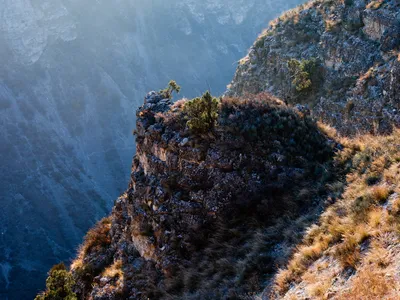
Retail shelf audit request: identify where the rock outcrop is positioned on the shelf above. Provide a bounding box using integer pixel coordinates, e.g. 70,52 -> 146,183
227,0 -> 400,135
68,91 -> 339,299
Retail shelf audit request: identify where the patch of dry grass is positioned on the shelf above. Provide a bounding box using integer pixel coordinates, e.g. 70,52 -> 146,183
333,225 -> 369,268
274,131 -> 400,297
338,266 -> 395,299
102,260 -> 123,280
82,217 -> 112,256
366,0 -> 384,10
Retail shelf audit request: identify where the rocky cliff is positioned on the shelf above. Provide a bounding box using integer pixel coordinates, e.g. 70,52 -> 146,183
36,1 -> 400,299
0,0 -> 306,298
228,0 -> 400,135
45,91 -> 340,299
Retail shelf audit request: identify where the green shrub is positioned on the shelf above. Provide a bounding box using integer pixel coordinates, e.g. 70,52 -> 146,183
35,263 -> 77,300
287,58 -> 319,93
161,80 -> 181,99
183,91 -> 219,134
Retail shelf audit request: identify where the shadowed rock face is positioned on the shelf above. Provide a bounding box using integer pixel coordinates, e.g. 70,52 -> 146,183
70,91 -> 338,299
0,0 -> 306,298
228,0 -> 400,135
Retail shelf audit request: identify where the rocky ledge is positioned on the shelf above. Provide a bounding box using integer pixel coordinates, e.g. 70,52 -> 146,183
66,91 -> 342,299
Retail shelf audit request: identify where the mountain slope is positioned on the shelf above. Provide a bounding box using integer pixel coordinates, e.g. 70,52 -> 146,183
0,0 -> 306,298
228,0 -> 400,135
269,130 -> 400,299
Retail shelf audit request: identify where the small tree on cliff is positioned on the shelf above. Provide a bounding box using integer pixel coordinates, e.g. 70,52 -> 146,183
35,263 -> 77,300
162,80 -> 181,99
287,58 -> 319,93
183,91 -> 219,134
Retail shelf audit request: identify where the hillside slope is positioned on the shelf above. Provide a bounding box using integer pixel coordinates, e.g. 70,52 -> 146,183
269,131 -> 400,299
228,0 -> 400,135
42,95 -> 400,300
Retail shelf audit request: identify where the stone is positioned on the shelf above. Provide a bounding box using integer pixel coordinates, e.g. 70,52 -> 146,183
180,138 -> 189,146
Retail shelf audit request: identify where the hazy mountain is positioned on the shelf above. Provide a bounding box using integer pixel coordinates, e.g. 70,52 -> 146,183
0,0 -> 305,298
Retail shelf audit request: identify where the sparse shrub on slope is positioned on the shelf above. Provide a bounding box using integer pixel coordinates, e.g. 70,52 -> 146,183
81,217 -> 112,256
70,217 -> 113,299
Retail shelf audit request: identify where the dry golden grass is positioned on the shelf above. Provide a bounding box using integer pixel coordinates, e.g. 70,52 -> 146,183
365,240 -> 390,268
333,233 -> 362,269
274,131 -> 400,297
370,185 -> 390,203
366,0 -> 384,10
82,217 -> 112,255
368,208 -> 384,228
307,281 -> 331,298
70,256 -> 83,271
102,260 -> 123,281
390,197 -> 400,215
338,266 -> 395,300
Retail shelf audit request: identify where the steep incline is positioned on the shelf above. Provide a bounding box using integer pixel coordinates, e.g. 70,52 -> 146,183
268,131 -> 400,300
228,0 -> 400,135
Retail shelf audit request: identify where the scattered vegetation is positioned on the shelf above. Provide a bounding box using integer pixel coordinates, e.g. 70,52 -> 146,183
69,217 -> 113,298
38,87 -> 400,299
35,263 -> 77,300
219,93 -> 334,165
338,266 -> 396,299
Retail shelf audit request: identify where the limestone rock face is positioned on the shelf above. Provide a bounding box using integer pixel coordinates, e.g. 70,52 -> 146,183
227,0 -> 400,135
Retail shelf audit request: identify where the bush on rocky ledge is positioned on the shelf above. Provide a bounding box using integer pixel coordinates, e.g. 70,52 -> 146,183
35,263 -> 77,300
183,91 -> 219,134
